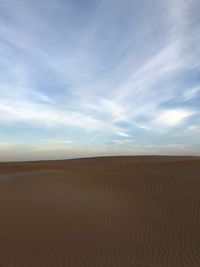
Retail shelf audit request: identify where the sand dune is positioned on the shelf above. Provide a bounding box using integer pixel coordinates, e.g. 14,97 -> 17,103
0,156 -> 200,266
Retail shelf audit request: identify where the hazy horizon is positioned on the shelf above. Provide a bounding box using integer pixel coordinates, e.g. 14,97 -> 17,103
0,0 -> 200,161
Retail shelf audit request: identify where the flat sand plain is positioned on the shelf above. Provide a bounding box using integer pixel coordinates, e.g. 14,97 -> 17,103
0,156 -> 200,267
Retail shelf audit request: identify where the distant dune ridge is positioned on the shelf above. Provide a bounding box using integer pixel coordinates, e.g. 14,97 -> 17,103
0,156 -> 200,267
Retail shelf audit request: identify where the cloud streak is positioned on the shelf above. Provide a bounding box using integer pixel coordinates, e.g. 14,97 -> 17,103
0,0 -> 199,160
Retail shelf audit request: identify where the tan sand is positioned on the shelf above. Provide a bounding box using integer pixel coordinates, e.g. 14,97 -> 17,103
0,156 -> 200,266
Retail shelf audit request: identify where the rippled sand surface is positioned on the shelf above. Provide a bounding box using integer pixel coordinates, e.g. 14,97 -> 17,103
0,156 -> 200,267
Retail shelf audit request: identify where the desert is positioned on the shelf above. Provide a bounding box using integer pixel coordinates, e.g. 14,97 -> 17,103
0,156 -> 200,266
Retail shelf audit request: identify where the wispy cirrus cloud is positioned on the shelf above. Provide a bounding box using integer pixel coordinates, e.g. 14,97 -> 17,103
154,108 -> 194,127
0,0 -> 199,160
183,86 -> 200,100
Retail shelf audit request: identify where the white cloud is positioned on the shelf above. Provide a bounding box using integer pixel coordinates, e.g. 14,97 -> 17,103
116,132 -> 130,137
154,108 -> 194,127
183,86 -> 200,100
0,97 -> 125,135
0,0 -> 199,160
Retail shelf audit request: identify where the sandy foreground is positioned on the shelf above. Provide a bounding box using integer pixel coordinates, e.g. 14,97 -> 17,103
0,156 -> 200,267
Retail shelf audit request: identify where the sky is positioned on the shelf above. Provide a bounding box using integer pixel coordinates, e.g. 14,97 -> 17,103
0,0 -> 200,161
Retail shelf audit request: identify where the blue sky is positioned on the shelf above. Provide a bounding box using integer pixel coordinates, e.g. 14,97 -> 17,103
0,0 -> 200,161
